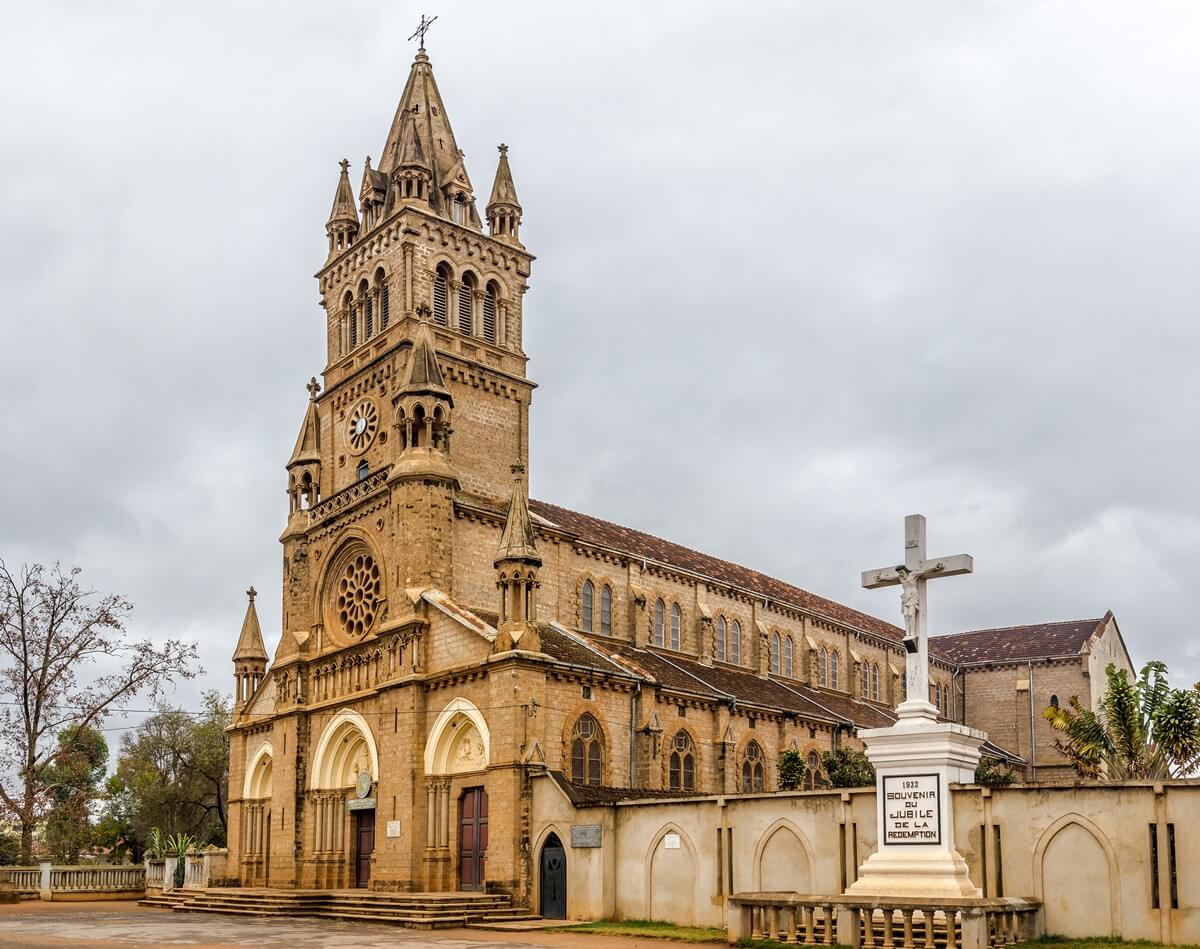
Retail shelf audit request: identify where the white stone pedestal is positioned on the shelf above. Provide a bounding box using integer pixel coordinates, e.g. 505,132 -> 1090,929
848,704 -> 985,898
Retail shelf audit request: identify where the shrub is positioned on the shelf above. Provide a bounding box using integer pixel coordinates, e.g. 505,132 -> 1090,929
821,747 -> 875,788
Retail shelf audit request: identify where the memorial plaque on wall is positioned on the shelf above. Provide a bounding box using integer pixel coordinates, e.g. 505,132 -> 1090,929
386,820 -> 401,838
881,774 -> 941,845
571,824 -> 602,848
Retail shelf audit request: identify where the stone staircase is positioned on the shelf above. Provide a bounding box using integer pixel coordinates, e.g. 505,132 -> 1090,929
140,888 -> 541,929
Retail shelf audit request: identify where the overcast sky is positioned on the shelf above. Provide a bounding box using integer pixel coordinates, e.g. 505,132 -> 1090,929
3,1 -> 1199,738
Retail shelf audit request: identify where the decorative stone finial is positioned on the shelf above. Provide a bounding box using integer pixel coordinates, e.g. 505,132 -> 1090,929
246,586 -> 257,603
498,143 -> 508,157
306,376 -> 322,400
339,158 -> 350,174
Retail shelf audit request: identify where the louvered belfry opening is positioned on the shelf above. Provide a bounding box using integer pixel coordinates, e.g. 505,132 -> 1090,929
433,265 -> 450,326
459,273 -> 476,335
482,283 -> 497,343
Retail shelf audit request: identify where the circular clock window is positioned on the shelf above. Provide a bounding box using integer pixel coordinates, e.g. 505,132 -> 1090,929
346,400 -> 379,455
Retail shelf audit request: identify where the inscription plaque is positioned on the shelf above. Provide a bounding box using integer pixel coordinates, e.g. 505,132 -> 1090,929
571,824 -> 602,848
882,773 -> 941,846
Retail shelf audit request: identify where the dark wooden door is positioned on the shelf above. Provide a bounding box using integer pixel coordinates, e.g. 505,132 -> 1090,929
354,809 -> 375,888
459,787 -> 488,891
539,833 -> 566,919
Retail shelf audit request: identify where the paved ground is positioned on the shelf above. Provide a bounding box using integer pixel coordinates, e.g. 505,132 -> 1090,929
0,903 -> 680,949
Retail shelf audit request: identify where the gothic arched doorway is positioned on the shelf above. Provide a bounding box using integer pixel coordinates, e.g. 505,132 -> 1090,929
539,833 -> 566,919
459,787 -> 488,891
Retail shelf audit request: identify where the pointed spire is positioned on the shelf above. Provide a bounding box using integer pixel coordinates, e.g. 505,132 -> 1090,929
377,48 -> 474,222
326,159 -> 359,229
233,586 -> 268,662
495,466 -> 541,567
287,378 -> 322,469
487,144 -> 523,244
488,144 -> 520,209
398,321 -> 452,403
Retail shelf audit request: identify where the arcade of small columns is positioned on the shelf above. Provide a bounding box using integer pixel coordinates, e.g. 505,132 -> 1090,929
236,700 -> 492,890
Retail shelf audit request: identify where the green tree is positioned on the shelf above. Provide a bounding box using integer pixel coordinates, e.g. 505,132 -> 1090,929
0,561 -> 197,862
107,692 -> 230,849
0,828 -> 20,865
777,749 -> 806,790
820,747 -> 875,788
974,758 -> 1016,787
1044,661 -> 1200,779
41,726 -> 108,863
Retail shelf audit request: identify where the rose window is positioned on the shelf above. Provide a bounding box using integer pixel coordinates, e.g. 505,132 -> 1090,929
335,553 -> 381,639
346,400 -> 379,454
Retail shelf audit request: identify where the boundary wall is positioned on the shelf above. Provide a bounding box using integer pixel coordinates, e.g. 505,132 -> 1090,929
531,776 -> 1199,943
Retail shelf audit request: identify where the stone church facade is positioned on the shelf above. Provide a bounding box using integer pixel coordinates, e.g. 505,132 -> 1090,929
225,46 -> 1134,901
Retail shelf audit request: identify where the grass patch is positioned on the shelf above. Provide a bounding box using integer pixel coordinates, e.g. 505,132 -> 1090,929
550,918 -> 728,943
1036,941 -> 1200,949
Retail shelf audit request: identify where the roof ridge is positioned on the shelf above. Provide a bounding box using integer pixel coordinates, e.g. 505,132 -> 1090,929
528,498 -> 903,643
934,617 -> 1106,639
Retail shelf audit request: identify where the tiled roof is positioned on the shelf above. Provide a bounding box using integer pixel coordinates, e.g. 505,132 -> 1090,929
930,614 -> 1111,665
529,499 -> 903,643
538,624 -> 636,678
593,639 -> 895,732
547,770 -> 706,805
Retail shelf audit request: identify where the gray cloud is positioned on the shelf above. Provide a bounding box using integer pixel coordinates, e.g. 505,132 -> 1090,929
3,0 -> 1199,746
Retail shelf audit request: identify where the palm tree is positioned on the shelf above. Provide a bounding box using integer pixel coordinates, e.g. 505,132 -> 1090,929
1044,661 -> 1200,779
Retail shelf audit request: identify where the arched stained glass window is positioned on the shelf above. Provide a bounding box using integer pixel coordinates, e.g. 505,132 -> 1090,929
653,599 -> 665,647
716,617 -> 727,662
870,662 -> 880,701
668,731 -> 696,792
600,585 -> 612,635
818,646 -> 829,687
581,580 -> 594,633
741,740 -> 765,793
570,714 -> 603,786
670,603 -> 681,651
731,620 -> 741,666
830,650 -> 840,690
783,636 -> 794,678
769,633 -> 781,674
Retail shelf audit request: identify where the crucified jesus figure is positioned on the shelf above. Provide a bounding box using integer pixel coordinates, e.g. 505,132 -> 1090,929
896,566 -> 921,655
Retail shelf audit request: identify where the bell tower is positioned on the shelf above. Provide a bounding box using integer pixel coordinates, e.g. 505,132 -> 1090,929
313,42 -> 536,506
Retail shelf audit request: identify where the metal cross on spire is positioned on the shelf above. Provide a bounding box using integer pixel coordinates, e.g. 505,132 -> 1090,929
861,514 -> 973,720
408,14 -> 438,50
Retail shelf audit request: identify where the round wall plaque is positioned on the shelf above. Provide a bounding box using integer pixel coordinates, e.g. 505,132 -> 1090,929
356,771 -> 372,799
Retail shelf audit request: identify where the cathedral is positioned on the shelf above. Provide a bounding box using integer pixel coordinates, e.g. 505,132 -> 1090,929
226,43 -> 1134,905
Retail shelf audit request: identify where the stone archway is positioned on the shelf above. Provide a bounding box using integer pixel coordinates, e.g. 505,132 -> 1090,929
241,743 -> 273,885
309,711 -> 380,888
311,710 -> 380,790
423,698 -> 492,891
754,819 -> 813,892
1034,815 -> 1120,937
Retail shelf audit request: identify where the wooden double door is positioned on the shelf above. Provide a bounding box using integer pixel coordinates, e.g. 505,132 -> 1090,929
458,787 -> 488,891
354,809 -> 375,888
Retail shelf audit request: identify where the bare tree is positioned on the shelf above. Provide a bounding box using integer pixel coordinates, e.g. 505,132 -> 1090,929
0,561 -> 198,863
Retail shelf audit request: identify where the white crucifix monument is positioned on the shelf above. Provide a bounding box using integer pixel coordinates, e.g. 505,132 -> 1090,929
847,514 -> 987,898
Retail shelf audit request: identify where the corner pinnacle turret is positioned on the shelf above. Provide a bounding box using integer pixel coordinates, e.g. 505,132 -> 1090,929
325,159 -> 359,259
486,144 -> 523,245
233,586 -> 268,710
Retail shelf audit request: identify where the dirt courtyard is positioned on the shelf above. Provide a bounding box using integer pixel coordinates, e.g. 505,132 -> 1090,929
0,902 -> 690,949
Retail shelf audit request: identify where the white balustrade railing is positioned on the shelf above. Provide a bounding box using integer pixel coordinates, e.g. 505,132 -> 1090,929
5,868 -> 40,894
183,852 -> 207,889
48,865 -> 145,893
727,893 -> 1041,949
146,860 -> 165,889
